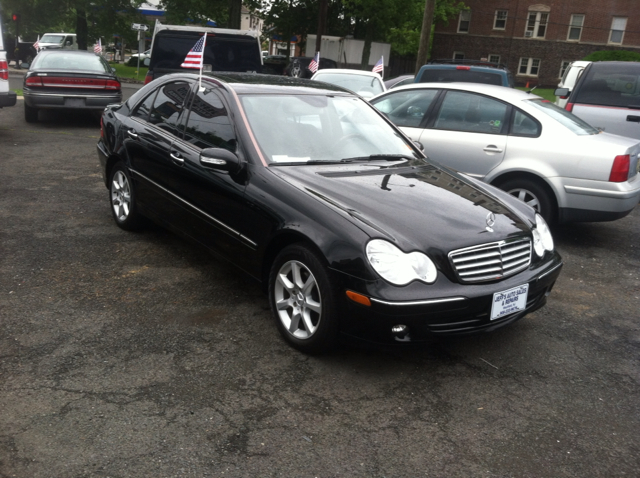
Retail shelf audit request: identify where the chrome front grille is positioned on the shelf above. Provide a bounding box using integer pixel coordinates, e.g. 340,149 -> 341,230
449,238 -> 532,283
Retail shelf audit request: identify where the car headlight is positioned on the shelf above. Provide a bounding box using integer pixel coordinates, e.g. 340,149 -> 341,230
366,239 -> 437,285
532,213 -> 554,257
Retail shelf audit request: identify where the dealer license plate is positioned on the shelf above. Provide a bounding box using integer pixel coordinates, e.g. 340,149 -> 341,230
490,284 -> 529,320
65,98 -> 85,107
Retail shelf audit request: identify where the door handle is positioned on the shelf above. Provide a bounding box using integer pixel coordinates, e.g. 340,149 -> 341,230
127,129 -> 138,139
626,115 -> 640,123
483,145 -> 503,153
170,152 -> 185,165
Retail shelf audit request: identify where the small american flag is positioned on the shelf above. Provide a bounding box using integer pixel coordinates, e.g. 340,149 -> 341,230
94,38 -> 102,55
181,35 -> 206,69
372,56 -> 384,74
33,36 -> 40,52
308,51 -> 320,73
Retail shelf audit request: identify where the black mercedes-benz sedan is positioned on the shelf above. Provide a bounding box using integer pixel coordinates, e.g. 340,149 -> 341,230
97,73 -> 563,353
23,50 -> 122,123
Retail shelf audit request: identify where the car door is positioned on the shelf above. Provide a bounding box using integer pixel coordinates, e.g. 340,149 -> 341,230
122,79 -> 194,223
418,90 -> 509,179
163,84 -> 255,268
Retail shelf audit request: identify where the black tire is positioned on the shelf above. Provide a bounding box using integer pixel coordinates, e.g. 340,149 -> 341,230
499,178 -> 556,224
268,244 -> 340,354
24,103 -> 38,123
108,162 -> 144,231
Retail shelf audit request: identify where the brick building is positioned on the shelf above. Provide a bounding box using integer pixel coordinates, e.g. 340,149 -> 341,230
431,0 -> 640,87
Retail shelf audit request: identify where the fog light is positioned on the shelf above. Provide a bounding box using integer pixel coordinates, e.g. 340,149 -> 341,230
391,325 -> 411,342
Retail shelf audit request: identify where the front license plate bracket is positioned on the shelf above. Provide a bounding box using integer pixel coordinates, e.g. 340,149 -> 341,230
491,284 -> 529,320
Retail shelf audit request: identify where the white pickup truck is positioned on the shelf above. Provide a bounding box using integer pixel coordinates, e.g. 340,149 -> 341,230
0,14 -> 18,109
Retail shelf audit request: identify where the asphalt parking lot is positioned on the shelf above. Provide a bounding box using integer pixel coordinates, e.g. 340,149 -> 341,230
1,98 -> 639,477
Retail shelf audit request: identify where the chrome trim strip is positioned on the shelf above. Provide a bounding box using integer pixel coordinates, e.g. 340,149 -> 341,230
564,184 -> 640,199
370,297 -> 466,307
537,261 -> 563,280
24,92 -> 121,99
129,168 -> 257,249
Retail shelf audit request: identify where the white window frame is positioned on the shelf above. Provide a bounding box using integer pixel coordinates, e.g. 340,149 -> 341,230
525,12 -> 548,38
567,14 -> 584,41
453,51 -> 465,60
458,10 -> 471,33
518,57 -> 541,76
559,60 -> 571,79
609,17 -> 627,44
488,54 -> 500,64
493,10 -> 508,30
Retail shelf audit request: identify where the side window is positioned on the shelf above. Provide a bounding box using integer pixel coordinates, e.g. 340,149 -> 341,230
434,91 -> 508,134
131,91 -> 157,121
372,90 -> 439,128
511,110 -> 540,137
183,88 -> 237,152
149,81 -> 192,135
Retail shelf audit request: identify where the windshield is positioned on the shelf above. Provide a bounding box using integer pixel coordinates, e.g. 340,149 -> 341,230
40,34 -> 65,45
32,53 -> 111,73
526,99 -> 598,135
313,73 -> 385,98
240,94 -> 417,164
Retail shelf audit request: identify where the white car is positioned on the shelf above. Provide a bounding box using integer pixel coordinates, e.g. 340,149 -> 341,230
128,49 -> 150,66
554,60 -> 590,108
370,82 -> 640,224
0,12 -> 17,110
311,68 -> 386,99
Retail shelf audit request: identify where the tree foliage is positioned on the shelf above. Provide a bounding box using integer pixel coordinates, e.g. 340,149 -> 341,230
583,50 -> 640,62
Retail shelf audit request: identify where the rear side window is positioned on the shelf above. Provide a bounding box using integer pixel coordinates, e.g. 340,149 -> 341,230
149,81 -> 192,135
434,91 -> 508,134
418,68 -> 504,86
131,91 -> 157,121
574,64 -> 640,108
371,89 -> 439,127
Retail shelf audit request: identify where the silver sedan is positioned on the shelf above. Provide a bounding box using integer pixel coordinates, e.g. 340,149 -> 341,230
371,82 -> 640,224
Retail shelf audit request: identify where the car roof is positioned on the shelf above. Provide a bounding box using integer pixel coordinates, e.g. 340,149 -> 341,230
312,68 -> 382,78
371,82 -> 536,103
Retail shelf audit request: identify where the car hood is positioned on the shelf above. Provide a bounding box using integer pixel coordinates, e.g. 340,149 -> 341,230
272,159 -> 533,253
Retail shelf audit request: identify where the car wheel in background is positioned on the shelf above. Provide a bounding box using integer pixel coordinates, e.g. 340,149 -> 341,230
499,178 -> 556,224
269,244 -> 340,354
24,103 -> 38,123
109,162 -> 144,231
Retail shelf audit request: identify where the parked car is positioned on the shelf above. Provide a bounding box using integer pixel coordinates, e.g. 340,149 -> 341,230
556,61 -> 640,140
127,49 -> 150,66
554,60 -> 590,108
385,74 -> 415,89
262,54 -> 288,75
415,60 -> 514,87
97,72 -> 562,353
0,13 -> 17,110
144,23 -> 262,84
311,68 -> 386,98
23,50 -> 121,123
370,83 -> 640,224
283,56 -> 338,78
37,33 -> 78,50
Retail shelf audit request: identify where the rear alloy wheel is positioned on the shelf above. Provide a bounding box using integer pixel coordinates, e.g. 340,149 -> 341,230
269,244 -> 340,354
499,178 -> 555,224
109,163 -> 143,231
24,103 -> 38,123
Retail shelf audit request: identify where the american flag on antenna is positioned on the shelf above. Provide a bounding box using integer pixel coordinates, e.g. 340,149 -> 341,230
308,51 -> 320,73
372,56 -> 384,75
33,36 -> 40,52
94,38 -> 102,55
181,35 -> 206,69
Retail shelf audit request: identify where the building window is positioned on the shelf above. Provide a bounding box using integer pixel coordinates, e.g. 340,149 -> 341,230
559,60 -> 571,79
519,58 -> 540,76
567,14 -> 584,41
489,54 -> 500,64
458,10 -> 471,33
609,17 -> 627,44
494,10 -> 508,30
525,12 -> 548,38
453,51 -> 465,60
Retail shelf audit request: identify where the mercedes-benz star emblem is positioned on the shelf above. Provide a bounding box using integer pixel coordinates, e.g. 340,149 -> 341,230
486,212 -> 496,232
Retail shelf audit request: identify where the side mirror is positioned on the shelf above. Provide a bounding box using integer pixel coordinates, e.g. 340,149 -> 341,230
143,57 -> 150,67
200,148 -> 242,173
412,140 -> 424,151
111,67 -> 117,74
554,87 -> 570,99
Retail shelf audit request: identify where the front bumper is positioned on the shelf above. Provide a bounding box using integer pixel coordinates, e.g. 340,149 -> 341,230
333,253 -> 563,344
0,91 -> 17,108
24,90 -> 122,110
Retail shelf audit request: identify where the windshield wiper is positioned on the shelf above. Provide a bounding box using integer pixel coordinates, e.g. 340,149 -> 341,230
338,154 -> 417,163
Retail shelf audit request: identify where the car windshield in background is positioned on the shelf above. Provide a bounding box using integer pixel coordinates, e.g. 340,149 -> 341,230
32,53 -> 111,73
314,73 -> 385,96
240,94 -> 415,164
573,65 -> 640,108
526,99 -> 598,135
39,34 -> 65,45
418,69 -> 503,86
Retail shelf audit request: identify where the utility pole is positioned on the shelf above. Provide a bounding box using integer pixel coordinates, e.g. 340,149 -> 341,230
315,0 -> 328,53
415,0 -> 436,74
